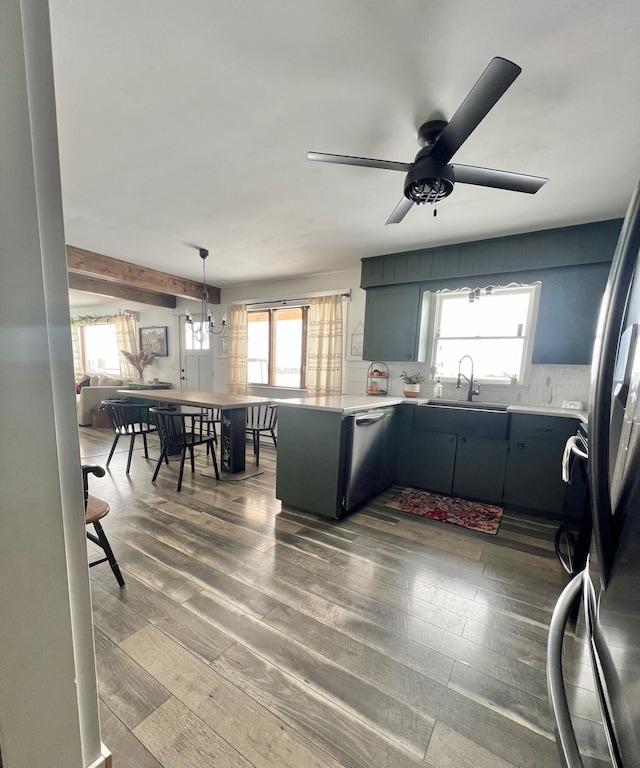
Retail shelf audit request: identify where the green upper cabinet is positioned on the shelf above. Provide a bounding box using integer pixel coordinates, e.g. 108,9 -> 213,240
531,263 -> 610,365
361,219 -> 621,367
363,284 -> 424,361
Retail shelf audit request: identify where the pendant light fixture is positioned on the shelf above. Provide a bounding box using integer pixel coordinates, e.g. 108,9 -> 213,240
185,248 -> 226,339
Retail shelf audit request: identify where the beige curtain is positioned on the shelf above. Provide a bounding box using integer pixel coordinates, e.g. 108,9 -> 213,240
227,304 -> 248,394
114,313 -> 137,379
307,295 -> 343,396
70,324 -> 83,378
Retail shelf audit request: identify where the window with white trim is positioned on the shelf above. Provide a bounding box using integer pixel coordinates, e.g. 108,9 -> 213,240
248,306 -> 308,388
431,283 -> 540,384
79,323 -> 120,374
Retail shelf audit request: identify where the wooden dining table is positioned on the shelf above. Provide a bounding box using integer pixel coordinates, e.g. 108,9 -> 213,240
117,389 -> 273,477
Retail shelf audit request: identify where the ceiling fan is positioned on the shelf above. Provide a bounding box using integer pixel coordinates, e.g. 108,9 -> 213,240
308,57 -> 548,224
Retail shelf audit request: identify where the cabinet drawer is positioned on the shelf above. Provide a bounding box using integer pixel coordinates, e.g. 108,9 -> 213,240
509,413 -> 578,441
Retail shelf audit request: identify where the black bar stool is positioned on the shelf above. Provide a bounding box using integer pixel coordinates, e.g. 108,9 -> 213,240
82,465 -> 124,587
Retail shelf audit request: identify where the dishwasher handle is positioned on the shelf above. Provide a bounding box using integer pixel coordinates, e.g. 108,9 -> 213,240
354,410 -> 386,426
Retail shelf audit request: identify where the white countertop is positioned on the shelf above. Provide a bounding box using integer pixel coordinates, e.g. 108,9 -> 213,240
274,395 -> 414,412
275,395 -> 588,421
507,404 -> 588,422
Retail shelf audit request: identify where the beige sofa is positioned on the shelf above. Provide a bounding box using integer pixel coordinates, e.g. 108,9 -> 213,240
76,385 -> 129,426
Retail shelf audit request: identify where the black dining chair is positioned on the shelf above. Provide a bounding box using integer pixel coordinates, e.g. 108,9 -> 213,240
101,399 -> 158,474
246,405 -> 278,466
82,465 -> 125,587
199,407 -> 221,458
150,406 -> 220,491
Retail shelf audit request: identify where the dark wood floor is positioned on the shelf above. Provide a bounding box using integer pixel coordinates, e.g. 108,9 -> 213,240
79,426 -> 609,768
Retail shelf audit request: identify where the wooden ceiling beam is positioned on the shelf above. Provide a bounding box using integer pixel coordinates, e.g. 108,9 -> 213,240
68,272 -> 177,308
66,245 -> 221,303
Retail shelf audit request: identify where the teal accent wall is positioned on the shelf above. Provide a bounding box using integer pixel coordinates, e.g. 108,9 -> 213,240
361,219 -> 622,288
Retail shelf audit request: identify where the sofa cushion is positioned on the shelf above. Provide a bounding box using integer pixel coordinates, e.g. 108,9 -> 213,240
98,375 -> 124,386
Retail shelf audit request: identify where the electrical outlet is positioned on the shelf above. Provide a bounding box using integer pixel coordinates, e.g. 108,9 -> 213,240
562,400 -> 584,410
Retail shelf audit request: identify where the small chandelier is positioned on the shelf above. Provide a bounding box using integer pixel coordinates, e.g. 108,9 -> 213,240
185,248 -> 226,338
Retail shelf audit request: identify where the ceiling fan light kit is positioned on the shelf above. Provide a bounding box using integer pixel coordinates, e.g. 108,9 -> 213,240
308,56 -> 548,224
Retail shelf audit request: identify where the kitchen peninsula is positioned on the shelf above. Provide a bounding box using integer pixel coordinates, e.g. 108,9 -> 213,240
276,396 -> 585,520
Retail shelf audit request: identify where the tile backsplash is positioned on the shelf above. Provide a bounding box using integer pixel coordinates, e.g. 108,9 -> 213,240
383,362 -> 591,407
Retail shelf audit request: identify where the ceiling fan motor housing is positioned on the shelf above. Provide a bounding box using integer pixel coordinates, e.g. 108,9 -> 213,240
404,158 -> 454,204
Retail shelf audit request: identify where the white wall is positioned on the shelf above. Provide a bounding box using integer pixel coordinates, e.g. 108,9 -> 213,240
217,266 -> 368,397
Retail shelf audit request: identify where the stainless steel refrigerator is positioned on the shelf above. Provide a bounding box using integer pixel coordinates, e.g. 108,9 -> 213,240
548,181 -> 640,767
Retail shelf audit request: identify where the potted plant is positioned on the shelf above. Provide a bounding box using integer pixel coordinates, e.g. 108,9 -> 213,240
399,370 -> 425,398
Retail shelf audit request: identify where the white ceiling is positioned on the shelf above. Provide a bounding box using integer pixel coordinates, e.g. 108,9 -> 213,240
49,0 -> 640,290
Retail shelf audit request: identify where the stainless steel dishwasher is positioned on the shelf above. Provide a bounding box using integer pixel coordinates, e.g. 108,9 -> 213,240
343,408 -> 389,512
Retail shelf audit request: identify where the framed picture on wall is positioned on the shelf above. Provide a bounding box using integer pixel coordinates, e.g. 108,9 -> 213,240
139,326 -> 168,357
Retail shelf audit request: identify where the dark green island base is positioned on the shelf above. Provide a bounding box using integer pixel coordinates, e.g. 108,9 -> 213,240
276,401 -> 580,521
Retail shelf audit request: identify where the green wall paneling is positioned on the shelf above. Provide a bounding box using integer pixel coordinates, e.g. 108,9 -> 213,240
360,219 -> 622,289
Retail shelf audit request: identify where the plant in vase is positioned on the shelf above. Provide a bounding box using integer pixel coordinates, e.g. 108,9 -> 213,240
120,349 -> 156,382
399,370 -> 425,398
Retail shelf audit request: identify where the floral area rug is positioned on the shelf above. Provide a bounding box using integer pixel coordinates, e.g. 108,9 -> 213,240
385,487 -> 503,535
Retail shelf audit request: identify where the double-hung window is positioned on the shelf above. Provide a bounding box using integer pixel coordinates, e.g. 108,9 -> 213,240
248,306 -> 308,388
78,322 -> 121,374
431,283 -> 539,383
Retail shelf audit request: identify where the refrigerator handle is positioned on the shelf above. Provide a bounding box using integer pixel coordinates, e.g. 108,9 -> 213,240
547,571 -> 585,768
589,180 -> 640,587
582,573 -> 625,768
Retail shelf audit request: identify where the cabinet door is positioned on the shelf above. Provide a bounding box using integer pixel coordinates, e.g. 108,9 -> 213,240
503,437 -> 568,513
453,436 -> 508,504
408,431 -> 456,494
363,284 -> 421,361
532,264 -> 609,364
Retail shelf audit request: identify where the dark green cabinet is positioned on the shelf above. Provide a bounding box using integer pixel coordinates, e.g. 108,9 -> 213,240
276,406 -> 346,519
532,264 -> 610,364
409,431 -> 457,494
409,430 -> 507,504
408,405 -> 509,504
503,414 -> 579,513
453,436 -> 508,503
363,284 -> 423,361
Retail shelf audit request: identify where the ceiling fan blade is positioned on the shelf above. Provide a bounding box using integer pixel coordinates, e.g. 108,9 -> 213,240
385,196 -> 415,225
430,57 -> 522,164
307,151 -> 411,172
452,164 -> 548,194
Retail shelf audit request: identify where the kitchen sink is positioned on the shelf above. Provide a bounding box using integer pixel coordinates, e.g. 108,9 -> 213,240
425,399 -> 509,412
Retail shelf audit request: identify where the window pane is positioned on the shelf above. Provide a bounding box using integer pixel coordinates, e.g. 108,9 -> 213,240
433,285 -> 536,381
435,338 -> 525,380
83,324 -> 120,374
248,311 -> 270,384
438,290 -> 530,338
184,320 -> 209,350
273,308 -> 302,388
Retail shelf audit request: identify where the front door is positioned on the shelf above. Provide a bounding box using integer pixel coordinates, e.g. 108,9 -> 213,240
179,315 -> 214,391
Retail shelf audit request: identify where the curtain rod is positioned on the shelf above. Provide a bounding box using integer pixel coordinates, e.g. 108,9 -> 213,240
231,289 -> 351,308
